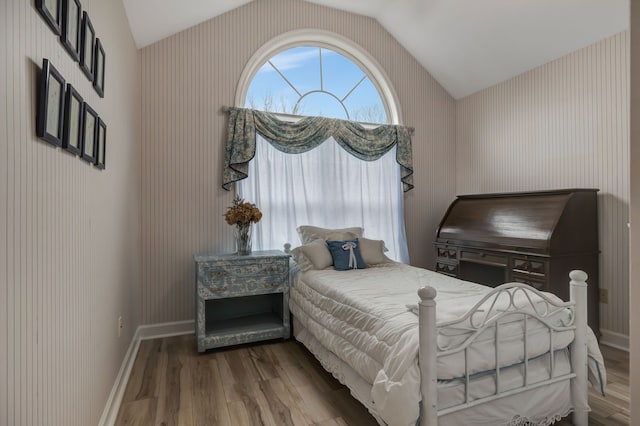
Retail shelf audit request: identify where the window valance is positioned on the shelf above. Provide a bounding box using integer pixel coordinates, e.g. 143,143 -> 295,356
222,107 -> 414,192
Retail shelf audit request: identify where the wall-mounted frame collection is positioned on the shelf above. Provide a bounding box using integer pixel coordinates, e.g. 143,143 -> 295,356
37,58 -> 106,170
35,0 -> 108,169
37,0 -> 106,97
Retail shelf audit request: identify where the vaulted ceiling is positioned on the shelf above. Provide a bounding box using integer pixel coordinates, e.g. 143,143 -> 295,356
122,0 -> 629,99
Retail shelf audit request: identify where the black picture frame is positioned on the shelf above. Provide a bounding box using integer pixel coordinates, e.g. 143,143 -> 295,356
36,58 -> 66,147
95,117 -> 106,169
93,38 -> 105,97
79,11 -> 95,81
61,0 -> 82,62
36,0 -> 62,35
80,102 -> 98,163
62,84 -> 83,156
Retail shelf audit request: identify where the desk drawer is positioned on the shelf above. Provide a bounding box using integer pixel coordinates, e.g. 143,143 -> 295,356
436,262 -> 458,276
436,245 -> 458,260
512,257 -> 547,278
511,273 -> 546,291
460,250 -> 508,266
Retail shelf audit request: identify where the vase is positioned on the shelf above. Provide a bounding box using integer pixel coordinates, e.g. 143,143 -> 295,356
234,222 -> 252,255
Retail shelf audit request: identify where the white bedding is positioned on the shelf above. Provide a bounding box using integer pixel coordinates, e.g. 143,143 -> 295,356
289,262 -> 604,426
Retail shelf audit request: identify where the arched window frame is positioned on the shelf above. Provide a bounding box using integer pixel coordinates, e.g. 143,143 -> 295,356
235,29 -> 403,125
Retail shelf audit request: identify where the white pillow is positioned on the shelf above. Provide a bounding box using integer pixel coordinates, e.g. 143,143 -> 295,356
358,237 -> 392,265
291,239 -> 333,271
297,225 -> 364,245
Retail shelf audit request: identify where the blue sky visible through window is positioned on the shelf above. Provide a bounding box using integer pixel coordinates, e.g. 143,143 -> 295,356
245,46 -> 388,124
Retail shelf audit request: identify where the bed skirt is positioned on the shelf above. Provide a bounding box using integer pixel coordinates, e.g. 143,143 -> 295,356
292,317 -> 575,426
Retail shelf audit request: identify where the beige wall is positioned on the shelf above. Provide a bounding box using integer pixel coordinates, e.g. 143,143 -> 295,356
456,32 -> 630,339
629,0 -> 639,421
0,0 -> 140,424
138,0 -> 456,324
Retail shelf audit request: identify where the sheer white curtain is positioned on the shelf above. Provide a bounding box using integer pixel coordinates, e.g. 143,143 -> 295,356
238,134 -> 410,263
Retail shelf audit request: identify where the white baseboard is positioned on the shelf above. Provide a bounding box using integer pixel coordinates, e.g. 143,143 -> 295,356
98,328 -> 142,426
137,320 -> 195,340
599,328 -> 629,352
98,320 -> 195,426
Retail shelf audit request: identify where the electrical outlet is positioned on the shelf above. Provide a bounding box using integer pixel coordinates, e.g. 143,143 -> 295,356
118,316 -> 123,337
599,288 -> 608,304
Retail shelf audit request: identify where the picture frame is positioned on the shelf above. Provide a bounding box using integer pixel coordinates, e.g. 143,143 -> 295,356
62,84 -> 83,156
36,58 -> 66,147
95,117 -> 106,169
80,102 -> 98,163
93,38 -> 105,97
61,0 -> 82,62
36,0 -> 62,35
79,11 -> 95,81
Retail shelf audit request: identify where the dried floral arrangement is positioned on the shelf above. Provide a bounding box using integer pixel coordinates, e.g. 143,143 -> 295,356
224,195 -> 262,226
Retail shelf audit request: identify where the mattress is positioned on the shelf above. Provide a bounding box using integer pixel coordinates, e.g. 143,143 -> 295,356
289,262 -> 598,426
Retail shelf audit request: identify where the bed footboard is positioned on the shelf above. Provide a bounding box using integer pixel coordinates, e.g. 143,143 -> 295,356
569,270 -> 589,426
418,270 -> 589,426
418,286 -> 439,425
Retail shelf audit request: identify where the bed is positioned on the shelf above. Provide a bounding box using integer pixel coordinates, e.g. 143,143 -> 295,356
287,227 -> 605,426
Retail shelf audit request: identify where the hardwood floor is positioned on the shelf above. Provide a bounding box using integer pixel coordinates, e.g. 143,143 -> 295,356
555,344 -> 630,425
116,335 -> 629,425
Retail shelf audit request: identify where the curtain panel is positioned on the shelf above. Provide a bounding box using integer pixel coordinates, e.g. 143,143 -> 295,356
223,107 -> 414,192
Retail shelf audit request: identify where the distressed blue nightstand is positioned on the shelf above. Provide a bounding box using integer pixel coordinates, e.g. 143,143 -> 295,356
194,249 -> 291,352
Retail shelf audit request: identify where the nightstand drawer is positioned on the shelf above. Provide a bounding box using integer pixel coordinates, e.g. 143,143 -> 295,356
199,258 -> 288,297
198,277 -> 286,298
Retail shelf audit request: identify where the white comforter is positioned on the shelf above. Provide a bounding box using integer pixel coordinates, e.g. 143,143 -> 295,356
289,262 -> 604,426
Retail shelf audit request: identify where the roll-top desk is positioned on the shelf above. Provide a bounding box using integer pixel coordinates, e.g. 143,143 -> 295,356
434,189 -> 600,334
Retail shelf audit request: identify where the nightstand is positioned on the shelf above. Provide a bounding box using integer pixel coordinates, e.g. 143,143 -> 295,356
194,249 -> 291,352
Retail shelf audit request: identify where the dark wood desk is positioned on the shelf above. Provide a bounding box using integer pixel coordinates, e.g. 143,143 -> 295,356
434,189 -> 600,334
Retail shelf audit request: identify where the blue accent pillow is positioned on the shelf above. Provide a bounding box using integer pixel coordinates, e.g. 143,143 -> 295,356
326,239 -> 367,271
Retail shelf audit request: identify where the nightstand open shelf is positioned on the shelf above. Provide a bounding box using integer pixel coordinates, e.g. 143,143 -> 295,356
194,250 -> 291,352
204,313 -> 284,338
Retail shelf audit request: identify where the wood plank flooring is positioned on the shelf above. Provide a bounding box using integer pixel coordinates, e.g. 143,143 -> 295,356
116,335 -> 629,425
555,344 -> 629,425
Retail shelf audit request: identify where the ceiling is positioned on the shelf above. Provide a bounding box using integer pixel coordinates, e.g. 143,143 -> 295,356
122,0 -> 629,99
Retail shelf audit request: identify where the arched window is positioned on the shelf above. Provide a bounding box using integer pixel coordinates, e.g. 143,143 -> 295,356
245,46 -> 388,123
235,29 -> 402,124
237,30 -> 409,263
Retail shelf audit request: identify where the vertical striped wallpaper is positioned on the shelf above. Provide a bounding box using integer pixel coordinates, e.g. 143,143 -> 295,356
456,32 -> 630,336
139,0 -> 457,324
0,1 -> 140,425
627,0 -> 640,416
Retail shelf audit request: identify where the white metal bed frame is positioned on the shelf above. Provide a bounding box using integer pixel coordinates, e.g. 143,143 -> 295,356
417,270 -> 589,426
